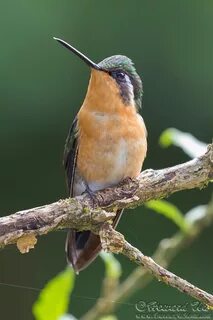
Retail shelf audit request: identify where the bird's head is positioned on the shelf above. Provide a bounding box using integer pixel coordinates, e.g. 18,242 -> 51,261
54,37 -> 143,111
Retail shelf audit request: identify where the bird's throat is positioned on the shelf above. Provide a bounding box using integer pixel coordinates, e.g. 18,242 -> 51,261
82,69 -> 136,115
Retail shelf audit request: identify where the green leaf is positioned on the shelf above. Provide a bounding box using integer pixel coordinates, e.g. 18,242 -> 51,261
33,268 -> 75,320
100,252 -> 122,279
159,128 -> 207,158
145,200 -> 189,232
159,128 -> 174,147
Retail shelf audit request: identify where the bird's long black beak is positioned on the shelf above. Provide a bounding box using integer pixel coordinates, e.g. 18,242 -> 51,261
53,37 -> 102,71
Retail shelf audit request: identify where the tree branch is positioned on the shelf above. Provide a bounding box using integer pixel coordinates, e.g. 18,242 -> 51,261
0,144 -> 212,308
0,143 -> 212,249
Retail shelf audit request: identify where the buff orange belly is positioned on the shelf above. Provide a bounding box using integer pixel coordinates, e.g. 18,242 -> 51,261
77,110 -> 147,191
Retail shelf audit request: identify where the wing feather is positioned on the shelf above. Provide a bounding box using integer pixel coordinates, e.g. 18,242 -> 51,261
63,117 -> 78,196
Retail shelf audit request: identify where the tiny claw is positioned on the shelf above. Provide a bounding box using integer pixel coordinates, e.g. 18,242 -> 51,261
85,185 -> 100,208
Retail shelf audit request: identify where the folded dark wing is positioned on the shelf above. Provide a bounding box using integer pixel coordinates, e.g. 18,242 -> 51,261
63,117 -> 78,196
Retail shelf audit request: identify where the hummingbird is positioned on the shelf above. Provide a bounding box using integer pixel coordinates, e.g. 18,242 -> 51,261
54,37 -> 147,273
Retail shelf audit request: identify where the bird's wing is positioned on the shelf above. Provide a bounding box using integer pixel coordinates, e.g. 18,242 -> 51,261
63,116 -> 78,196
64,115 -> 124,272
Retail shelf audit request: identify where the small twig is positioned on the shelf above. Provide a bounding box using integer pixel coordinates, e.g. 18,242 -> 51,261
100,223 -> 213,308
82,198 -> 213,320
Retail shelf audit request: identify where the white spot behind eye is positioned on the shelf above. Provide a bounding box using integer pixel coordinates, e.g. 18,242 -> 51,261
125,76 -> 134,105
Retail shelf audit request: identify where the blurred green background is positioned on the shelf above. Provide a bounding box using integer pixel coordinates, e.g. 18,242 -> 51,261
0,1 -> 212,319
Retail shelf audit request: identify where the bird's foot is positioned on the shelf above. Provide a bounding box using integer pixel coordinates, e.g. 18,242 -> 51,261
85,184 -> 100,208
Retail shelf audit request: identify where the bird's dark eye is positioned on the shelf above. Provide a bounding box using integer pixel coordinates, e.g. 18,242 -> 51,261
116,71 -> 125,79
110,70 -> 126,81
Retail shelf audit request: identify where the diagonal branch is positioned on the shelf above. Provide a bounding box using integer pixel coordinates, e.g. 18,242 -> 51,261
0,143 -> 212,249
81,198 -> 213,320
99,222 -> 213,308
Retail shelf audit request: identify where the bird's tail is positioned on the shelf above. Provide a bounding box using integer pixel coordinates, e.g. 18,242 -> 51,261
66,209 -> 123,273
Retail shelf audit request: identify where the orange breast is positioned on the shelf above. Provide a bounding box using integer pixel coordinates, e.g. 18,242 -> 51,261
77,106 -> 147,187
76,69 -> 147,188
